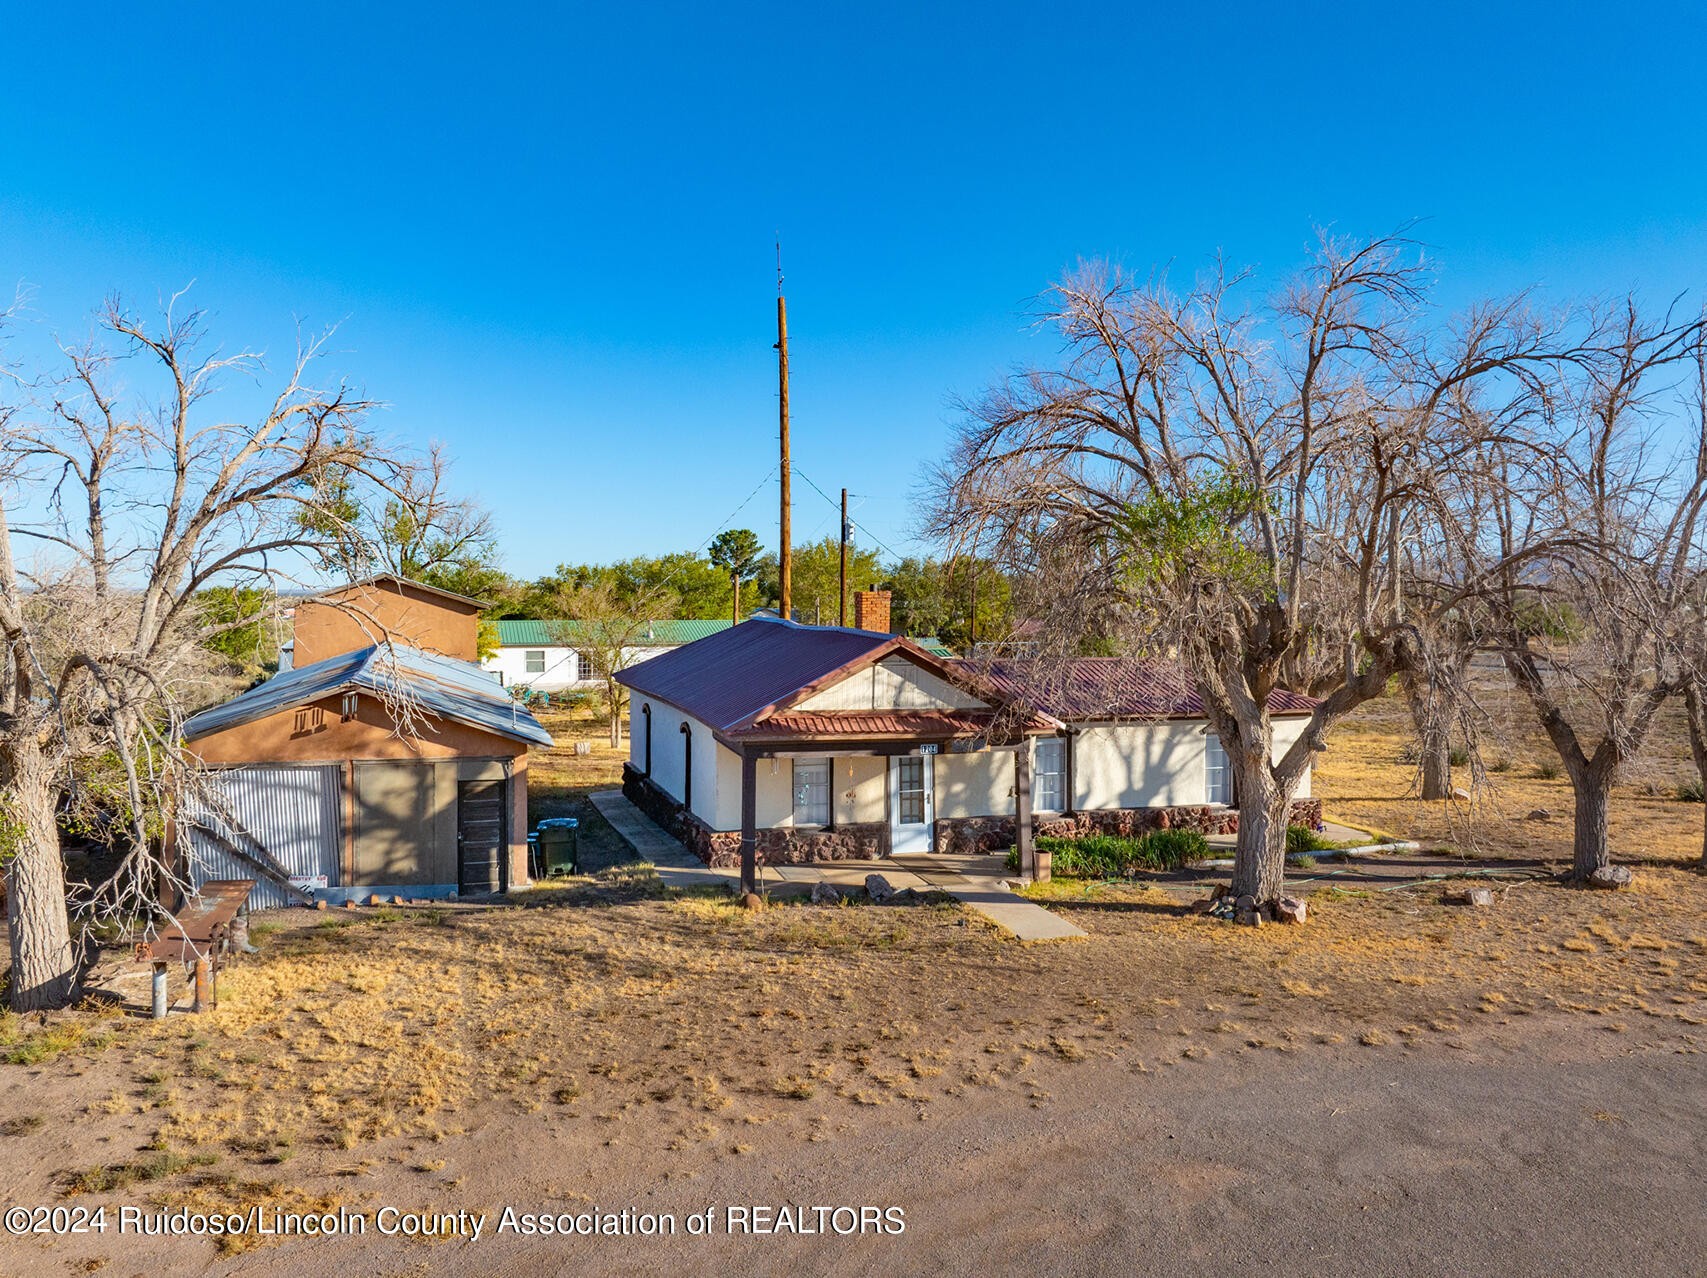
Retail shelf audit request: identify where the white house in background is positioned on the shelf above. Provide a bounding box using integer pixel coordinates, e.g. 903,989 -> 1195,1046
482,619 -> 736,692
615,610 -> 1322,884
483,610 -> 958,695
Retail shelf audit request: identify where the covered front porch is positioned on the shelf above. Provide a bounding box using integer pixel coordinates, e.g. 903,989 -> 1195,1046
723,711 -> 1059,894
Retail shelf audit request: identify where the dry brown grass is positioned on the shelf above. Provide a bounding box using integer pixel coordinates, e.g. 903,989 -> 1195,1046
6,681 -> 1706,1235
1315,680 -> 1706,866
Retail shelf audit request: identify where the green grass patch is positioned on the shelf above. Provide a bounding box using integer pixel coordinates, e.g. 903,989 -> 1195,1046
2,1021 -> 106,1066
62,1150 -> 219,1196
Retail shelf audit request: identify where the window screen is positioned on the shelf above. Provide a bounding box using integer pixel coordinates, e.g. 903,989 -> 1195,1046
576,652 -> 595,681
896,757 -> 926,824
794,759 -> 831,826
525,650 -> 545,674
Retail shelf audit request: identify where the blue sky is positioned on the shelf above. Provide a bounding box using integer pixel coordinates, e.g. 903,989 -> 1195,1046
3,2 -> 1704,579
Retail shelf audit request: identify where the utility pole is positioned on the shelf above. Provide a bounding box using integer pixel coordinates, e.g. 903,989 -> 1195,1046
729,569 -> 739,626
775,244 -> 792,621
839,487 -> 849,627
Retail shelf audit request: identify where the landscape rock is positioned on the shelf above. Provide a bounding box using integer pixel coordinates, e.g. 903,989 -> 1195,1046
1237,909 -> 1263,928
740,892 -> 765,911
1190,897 -> 1216,915
1453,787 -> 1472,801
1274,896 -> 1308,924
1234,894 -> 1257,914
1452,886 -> 1495,907
865,873 -> 897,903
574,740 -> 592,755
1586,865 -> 1633,890
810,881 -> 841,905
1526,809 -> 1552,821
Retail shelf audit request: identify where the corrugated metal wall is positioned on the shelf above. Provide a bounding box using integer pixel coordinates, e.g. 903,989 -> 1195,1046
185,765 -> 343,909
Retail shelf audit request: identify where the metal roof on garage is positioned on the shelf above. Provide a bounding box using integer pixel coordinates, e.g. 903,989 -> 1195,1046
182,644 -> 553,747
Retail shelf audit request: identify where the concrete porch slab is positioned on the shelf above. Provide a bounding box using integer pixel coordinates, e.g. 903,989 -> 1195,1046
588,791 -> 1084,940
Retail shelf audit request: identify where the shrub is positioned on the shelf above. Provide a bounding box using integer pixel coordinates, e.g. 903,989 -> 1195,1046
1004,828 -> 1210,877
1532,761 -> 1561,781
1489,757 -> 1511,773
1448,746 -> 1470,768
1287,824 -> 1335,855
1677,778 -> 1705,803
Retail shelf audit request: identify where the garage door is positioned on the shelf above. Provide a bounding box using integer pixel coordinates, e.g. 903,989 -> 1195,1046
185,765 -> 343,909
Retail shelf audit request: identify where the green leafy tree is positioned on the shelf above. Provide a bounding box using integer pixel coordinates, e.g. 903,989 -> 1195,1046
707,529 -> 763,623
195,586 -> 280,671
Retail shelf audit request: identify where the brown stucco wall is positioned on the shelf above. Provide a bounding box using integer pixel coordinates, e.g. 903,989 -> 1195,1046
293,579 -> 482,665
187,692 -> 531,889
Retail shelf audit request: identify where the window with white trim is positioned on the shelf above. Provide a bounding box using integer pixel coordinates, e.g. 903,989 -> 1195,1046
576,651 -> 595,681
793,759 -> 831,827
525,650 -> 545,674
1035,737 -> 1066,812
1205,732 -> 1234,805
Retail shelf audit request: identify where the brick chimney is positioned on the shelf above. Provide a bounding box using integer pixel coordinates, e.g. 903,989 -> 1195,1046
853,589 -> 891,634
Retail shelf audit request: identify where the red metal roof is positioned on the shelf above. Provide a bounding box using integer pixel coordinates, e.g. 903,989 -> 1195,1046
731,710 -> 1001,741
962,657 -> 1320,721
615,616 -> 908,732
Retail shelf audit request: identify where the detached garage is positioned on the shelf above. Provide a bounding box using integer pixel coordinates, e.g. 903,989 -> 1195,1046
178,577 -> 552,906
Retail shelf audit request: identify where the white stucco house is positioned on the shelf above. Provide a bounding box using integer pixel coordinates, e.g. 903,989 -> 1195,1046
484,615 -> 957,695
482,619 -> 735,693
616,611 -> 1322,886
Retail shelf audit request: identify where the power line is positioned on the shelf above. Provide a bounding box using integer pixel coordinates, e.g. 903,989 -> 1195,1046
793,467 -> 909,563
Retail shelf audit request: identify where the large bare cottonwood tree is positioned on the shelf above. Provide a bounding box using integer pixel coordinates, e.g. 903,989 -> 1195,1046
1485,303 -> 1707,881
0,295 -> 403,1010
931,232 -> 1565,905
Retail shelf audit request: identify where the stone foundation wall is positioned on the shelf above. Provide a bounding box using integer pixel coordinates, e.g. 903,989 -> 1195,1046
622,764 -> 887,866
933,798 -> 1325,856
624,764 -> 1325,866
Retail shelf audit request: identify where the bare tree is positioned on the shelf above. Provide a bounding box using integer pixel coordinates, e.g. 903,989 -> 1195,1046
930,231 -> 1565,906
547,581 -> 680,748
1487,304 -> 1707,881
0,293 -> 403,1010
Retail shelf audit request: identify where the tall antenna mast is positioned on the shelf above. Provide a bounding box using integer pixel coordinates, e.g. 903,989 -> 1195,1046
775,238 -> 792,621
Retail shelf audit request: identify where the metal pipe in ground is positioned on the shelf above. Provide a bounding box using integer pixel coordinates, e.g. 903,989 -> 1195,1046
151,962 -> 169,1020
192,957 -> 211,1013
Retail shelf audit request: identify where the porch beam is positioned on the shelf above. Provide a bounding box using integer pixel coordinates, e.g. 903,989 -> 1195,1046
1016,743 -> 1043,882
738,747 -> 759,896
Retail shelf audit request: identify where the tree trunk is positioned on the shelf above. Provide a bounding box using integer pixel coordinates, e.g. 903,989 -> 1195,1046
1229,753 -> 1290,904
1566,760 -> 1612,880
1401,672 -> 1453,800
1682,683 -> 1707,869
5,759 -> 77,1011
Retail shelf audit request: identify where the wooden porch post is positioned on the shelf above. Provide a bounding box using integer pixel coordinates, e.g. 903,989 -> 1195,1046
1016,744 -> 1042,882
739,748 -> 759,896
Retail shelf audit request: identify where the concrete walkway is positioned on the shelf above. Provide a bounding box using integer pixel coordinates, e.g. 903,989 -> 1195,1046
588,790 -> 1085,942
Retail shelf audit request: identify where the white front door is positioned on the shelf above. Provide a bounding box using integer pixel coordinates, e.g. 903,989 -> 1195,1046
888,755 -> 934,855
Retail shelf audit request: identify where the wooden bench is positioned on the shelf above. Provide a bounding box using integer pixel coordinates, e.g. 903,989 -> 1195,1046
134,879 -> 256,1016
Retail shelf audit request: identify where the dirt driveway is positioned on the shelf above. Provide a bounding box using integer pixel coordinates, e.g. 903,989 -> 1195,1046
5,1020 -> 1697,1277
